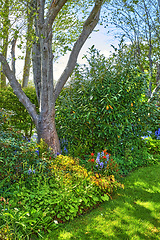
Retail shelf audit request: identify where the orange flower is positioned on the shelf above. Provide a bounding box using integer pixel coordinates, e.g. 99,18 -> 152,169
109,105 -> 113,109
91,153 -> 94,156
131,103 -> 133,107
91,159 -> 94,162
106,105 -> 109,110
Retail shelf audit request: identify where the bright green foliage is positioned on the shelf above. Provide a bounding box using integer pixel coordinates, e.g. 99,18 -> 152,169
0,122 -> 123,239
113,141 -> 158,175
0,87 -> 38,137
0,108 -> 12,132
46,163 -> 160,240
56,48 -> 160,157
145,137 -> 160,156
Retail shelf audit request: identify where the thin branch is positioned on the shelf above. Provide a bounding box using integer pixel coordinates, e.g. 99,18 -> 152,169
148,82 -> 160,102
45,0 -> 67,30
11,38 -> 17,75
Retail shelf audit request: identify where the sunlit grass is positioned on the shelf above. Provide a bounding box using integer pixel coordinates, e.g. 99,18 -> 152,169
46,163 -> 160,240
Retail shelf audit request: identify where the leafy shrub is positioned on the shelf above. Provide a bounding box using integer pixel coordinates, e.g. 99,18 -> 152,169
0,108 -> 13,132
113,139 -> 158,175
0,86 -> 38,137
0,126 -> 123,239
0,154 -> 123,239
145,137 -> 160,155
0,133 -> 39,185
55,48 -> 159,158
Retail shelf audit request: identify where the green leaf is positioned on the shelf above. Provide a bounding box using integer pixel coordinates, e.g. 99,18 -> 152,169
101,194 -> 109,202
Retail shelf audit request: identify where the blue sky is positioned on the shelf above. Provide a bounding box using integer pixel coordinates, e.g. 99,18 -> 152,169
53,24 -> 119,81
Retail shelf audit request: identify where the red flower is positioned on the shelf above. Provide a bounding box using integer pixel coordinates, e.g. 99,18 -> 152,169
103,156 -> 107,159
111,159 -> 113,162
91,159 -> 94,162
49,156 -> 51,160
91,153 -> 94,156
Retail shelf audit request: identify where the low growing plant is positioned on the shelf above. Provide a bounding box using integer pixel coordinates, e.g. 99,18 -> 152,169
0,143 -> 123,239
87,150 -> 120,178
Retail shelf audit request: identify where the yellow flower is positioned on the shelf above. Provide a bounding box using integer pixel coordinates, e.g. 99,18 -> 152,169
106,105 -> 109,110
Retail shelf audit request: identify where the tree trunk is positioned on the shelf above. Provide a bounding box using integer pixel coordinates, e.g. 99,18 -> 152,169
0,41 -> 8,88
22,44 -> 32,88
0,0 -> 9,88
22,6 -> 33,88
37,111 -> 61,153
0,0 -> 104,155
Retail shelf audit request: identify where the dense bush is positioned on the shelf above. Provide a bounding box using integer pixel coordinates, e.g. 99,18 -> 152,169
145,137 -> 160,156
0,86 -> 38,137
0,120 -> 123,239
0,108 -> 12,132
55,48 -> 160,158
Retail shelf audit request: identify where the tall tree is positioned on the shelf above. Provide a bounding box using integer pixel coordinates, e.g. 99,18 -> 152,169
0,0 -> 104,154
103,0 -> 160,100
22,2 -> 33,88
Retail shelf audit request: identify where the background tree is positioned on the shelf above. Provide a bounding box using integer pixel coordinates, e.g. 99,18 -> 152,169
103,0 -> 160,101
22,1 -> 34,88
0,0 -> 104,154
0,0 -> 10,88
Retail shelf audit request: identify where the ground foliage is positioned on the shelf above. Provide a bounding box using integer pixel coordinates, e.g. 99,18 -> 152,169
0,110 -> 123,239
0,107 -> 159,238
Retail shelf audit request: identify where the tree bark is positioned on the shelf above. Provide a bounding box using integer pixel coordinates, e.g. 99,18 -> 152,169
0,39 -> 8,88
37,110 -> 60,153
22,10 -> 33,88
11,39 -> 17,76
0,0 -> 9,88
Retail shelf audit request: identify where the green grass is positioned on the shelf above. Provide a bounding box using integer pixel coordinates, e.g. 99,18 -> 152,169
45,164 -> 160,240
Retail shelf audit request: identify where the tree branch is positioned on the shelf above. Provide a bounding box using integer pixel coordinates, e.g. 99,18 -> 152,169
45,0 -> 67,30
11,38 -> 17,75
148,83 -> 160,102
0,54 -> 38,126
55,0 -> 104,100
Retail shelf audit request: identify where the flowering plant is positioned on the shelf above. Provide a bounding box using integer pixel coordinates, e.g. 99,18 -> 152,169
88,150 -> 119,177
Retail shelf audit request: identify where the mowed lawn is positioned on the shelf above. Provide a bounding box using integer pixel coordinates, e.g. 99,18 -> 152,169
46,163 -> 160,240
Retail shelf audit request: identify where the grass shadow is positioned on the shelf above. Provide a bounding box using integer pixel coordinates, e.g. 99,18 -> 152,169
46,164 -> 160,240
